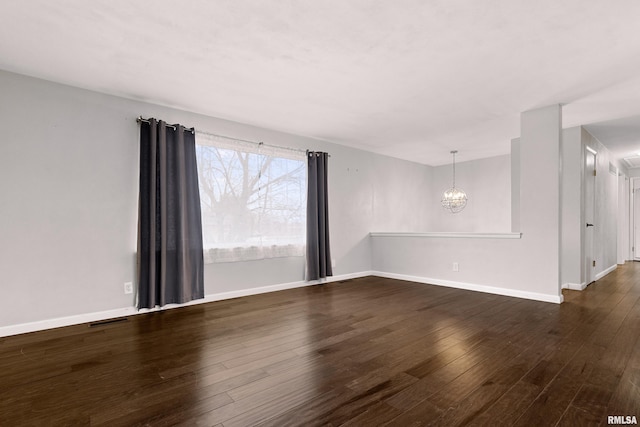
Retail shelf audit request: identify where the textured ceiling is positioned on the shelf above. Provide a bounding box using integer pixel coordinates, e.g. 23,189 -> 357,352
2,1 -> 640,166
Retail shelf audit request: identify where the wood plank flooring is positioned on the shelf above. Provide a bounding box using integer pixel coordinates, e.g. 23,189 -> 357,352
1,263 -> 640,426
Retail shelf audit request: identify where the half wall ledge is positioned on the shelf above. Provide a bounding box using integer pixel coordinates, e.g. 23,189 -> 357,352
369,232 -> 522,239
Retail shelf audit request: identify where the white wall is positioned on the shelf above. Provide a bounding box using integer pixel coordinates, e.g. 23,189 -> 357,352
560,127 -> 583,286
370,155 -> 433,232
511,138 -> 521,232
372,105 -> 564,303
0,72 -> 139,329
0,70 -> 433,330
430,155 -> 511,232
618,173 -> 629,264
369,153 -> 511,234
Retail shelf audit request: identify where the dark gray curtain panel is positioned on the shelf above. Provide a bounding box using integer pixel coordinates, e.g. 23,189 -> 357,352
306,151 -> 333,280
137,119 -> 204,309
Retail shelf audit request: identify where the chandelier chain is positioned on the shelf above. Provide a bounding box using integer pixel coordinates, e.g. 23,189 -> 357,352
452,151 -> 456,187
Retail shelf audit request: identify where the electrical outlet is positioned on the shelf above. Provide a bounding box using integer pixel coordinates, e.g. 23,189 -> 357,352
452,262 -> 459,272
124,282 -> 133,294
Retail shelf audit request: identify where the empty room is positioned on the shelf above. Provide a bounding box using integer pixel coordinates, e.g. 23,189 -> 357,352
1,1 -> 640,426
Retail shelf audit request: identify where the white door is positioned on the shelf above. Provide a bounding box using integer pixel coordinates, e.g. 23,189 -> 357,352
585,150 -> 596,284
635,186 -> 640,260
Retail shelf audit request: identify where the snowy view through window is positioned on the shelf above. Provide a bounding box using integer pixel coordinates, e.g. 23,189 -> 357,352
196,134 -> 306,263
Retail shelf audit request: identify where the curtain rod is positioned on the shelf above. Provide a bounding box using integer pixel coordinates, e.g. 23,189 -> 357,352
136,116 -> 195,134
196,129 -> 310,156
137,116 -> 325,156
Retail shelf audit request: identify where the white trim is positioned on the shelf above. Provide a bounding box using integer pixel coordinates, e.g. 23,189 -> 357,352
307,270 -> 374,285
371,271 -> 563,304
595,264 -> 617,281
191,270 -> 373,304
0,307 -> 140,338
562,264 -> 616,292
370,232 -> 522,239
1,268 -> 568,337
0,271 -> 372,338
562,282 -> 587,291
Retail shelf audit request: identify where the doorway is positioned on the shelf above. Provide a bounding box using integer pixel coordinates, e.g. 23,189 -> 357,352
634,179 -> 640,261
584,148 -> 596,285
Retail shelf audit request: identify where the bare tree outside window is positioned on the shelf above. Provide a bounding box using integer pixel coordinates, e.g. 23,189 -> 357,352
195,135 -> 306,263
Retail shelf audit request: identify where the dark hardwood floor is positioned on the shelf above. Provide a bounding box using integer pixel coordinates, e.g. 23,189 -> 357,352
2,263 -> 640,426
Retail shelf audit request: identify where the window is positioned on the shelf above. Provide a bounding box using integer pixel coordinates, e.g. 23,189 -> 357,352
195,133 -> 306,263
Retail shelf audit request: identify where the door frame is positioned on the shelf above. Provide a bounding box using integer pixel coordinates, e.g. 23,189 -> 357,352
584,146 -> 597,285
633,177 -> 640,261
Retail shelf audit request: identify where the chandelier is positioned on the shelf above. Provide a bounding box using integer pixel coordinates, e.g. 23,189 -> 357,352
441,150 -> 467,213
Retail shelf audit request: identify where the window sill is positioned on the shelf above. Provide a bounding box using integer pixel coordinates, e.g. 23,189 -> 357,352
203,244 -> 305,263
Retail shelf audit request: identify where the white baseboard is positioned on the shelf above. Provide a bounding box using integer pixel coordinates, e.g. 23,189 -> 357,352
371,271 -> 563,304
1,269 -> 567,337
562,264 -> 617,292
0,306 -> 140,338
192,270 -> 373,305
595,264 -> 617,281
562,282 -> 587,291
0,271 -> 372,338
